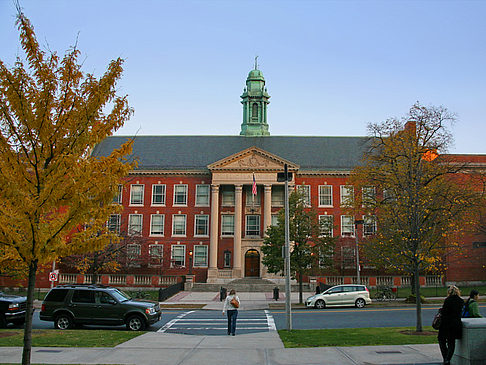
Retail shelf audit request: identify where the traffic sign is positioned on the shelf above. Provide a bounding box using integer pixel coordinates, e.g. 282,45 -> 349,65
49,271 -> 58,282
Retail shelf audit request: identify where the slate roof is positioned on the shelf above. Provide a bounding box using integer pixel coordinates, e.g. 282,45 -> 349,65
91,135 -> 372,172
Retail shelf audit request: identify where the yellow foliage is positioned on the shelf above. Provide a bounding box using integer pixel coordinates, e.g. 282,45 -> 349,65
0,12 -> 134,273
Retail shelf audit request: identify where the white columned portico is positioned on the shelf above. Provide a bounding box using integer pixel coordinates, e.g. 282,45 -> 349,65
207,184 -> 220,282
233,185 -> 243,278
264,184 -> 272,234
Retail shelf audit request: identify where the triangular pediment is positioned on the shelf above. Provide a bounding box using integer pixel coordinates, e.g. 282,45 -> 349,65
208,147 -> 299,171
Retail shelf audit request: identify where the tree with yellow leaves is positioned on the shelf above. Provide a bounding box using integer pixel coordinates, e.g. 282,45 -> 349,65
349,103 -> 483,332
0,10 -> 133,365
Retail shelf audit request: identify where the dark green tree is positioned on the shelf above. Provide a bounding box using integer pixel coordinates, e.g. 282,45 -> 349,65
262,189 -> 336,303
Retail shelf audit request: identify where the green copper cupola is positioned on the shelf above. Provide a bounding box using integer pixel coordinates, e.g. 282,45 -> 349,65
240,59 -> 270,136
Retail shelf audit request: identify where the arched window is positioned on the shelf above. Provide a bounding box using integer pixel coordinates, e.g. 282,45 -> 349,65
252,103 -> 258,119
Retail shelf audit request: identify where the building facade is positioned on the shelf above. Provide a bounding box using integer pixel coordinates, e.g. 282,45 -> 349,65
87,66 -> 486,286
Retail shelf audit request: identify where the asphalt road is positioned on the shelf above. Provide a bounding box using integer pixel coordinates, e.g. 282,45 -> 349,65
28,304 -> 475,335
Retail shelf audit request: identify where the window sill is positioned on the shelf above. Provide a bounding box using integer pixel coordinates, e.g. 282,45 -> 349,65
151,204 -> 166,207
172,235 -> 187,238
129,204 -> 144,207
173,204 -> 188,207
149,234 -> 164,237
194,235 -> 209,238
318,205 -> 333,208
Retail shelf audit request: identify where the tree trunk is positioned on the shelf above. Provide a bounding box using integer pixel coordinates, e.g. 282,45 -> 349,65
298,271 -> 303,304
411,272 -> 416,295
414,265 -> 423,332
22,260 -> 38,365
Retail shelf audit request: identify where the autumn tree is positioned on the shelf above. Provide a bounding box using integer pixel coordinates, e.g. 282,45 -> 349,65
0,11 -> 133,364
262,189 -> 336,303
348,103 -> 481,332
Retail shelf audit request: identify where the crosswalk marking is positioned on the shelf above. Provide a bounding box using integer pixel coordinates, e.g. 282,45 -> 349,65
264,310 -> 276,331
159,310 -> 276,334
158,310 -> 194,333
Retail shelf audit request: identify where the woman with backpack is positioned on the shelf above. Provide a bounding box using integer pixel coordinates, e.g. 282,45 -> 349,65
464,290 -> 483,318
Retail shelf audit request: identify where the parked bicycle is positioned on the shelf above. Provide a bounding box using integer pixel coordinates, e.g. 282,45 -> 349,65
373,285 -> 397,301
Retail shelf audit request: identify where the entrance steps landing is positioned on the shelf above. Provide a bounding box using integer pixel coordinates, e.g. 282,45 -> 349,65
191,278 -> 312,292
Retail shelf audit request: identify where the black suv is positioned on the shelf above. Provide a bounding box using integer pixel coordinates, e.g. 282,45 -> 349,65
0,291 -> 27,328
40,285 -> 161,331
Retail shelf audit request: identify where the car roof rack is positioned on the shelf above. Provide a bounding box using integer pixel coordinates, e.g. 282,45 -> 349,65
56,284 -> 111,289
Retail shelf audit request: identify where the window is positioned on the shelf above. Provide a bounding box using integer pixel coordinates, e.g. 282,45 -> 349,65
193,245 -> 208,267
195,185 -> 210,206
223,250 -> 231,268
221,215 -> 234,236
221,186 -> 235,206
341,215 -> 354,236
72,290 -> 95,303
171,245 -> 185,267
152,184 -> 166,205
130,184 -> 144,205
150,214 -> 164,236
113,184 -> 122,204
194,215 -> 209,236
271,186 -> 284,206
318,247 -> 333,268
319,215 -> 333,237
246,215 -> 260,236
128,214 -> 142,236
108,214 -> 121,233
362,186 -> 376,207
127,244 -> 141,260
298,185 -> 311,206
363,215 -> 377,236
319,185 -> 332,206
340,185 -> 354,206
252,102 -> 258,118
341,246 -> 355,269
271,214 -> 279,227
172,214 -> 186,236
173,184 -> 188,206
149,244 -> 164,258
246,186 -> 260,206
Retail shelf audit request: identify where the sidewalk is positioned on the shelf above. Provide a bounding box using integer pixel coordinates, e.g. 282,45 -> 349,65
0,332 -> 442,364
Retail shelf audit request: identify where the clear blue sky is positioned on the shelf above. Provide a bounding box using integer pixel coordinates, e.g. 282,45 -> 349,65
1,0 -> 485,154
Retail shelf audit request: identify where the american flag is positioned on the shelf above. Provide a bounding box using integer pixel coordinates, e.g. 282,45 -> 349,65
252,173 -> 257,196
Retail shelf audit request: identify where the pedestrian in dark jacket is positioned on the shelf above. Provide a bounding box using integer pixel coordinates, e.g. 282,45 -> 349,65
438,285 -> 464,365
464,289 -> 483,318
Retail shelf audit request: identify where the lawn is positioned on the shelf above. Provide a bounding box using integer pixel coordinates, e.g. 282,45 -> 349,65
0,329 -> 143,347
278,327 -> 439,347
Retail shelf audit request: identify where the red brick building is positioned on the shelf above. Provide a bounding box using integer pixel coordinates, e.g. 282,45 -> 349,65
7,66 -> 481,289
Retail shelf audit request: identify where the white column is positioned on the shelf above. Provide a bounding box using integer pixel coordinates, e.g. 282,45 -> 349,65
207,184 -> 219,282
233,185 -> 243,278
264,184 -> 272,234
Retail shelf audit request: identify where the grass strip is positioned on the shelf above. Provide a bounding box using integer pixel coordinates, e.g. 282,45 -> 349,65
0,329 -> 143,347
278,326 -> 438,347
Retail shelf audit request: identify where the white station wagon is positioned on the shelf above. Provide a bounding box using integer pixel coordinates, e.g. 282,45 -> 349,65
305,284 -> 372,309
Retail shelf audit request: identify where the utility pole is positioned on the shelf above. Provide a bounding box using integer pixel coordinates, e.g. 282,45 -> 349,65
278,164 -> 292,331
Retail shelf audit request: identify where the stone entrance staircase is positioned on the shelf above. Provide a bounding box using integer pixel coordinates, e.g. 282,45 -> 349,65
191,277 -> 311,292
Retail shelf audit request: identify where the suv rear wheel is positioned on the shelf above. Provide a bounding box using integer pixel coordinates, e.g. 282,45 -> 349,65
54,314 -> 73,330
126,314 -> 146,331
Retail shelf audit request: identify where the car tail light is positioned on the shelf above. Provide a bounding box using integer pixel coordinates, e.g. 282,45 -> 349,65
365,287 -> 369,292
41,304 -> 45,312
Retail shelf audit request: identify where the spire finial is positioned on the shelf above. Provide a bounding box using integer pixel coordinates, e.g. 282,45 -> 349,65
254,55 -> 258,70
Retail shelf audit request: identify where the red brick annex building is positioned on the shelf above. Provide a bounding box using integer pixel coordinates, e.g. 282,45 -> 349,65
6,66 -> 484,289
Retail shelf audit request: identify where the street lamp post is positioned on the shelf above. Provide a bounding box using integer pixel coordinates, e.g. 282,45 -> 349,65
189,250 -> 193,275
354,220 -> 364,285
277,164 -> 293,331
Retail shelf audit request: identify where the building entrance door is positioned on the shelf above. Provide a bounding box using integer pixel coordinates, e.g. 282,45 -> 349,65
245,249 -> 260,277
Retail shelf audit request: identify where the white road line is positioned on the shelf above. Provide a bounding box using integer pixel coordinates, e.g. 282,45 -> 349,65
177,319 -> 267,322
264,310 -> 277,331
165,327 -> 269,330
157,310 -> 195,333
